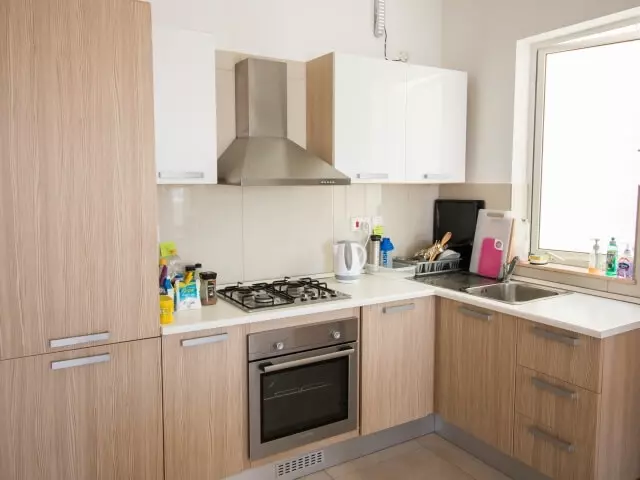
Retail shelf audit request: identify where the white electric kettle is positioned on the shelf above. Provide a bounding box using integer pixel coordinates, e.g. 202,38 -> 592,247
333,241 -> 367,283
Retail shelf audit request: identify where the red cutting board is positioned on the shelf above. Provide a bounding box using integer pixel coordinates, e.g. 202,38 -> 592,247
477,237 -> 504,279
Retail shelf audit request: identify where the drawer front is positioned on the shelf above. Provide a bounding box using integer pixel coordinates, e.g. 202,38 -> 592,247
517,319 -> 602,392
515,366 -> 599,444
514,413 -> 595,480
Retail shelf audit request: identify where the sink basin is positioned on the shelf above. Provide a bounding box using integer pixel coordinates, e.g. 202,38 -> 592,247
465,282 -> 570,304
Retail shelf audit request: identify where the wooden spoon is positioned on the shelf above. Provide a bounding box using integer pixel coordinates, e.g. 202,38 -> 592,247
428,231 -> 453,261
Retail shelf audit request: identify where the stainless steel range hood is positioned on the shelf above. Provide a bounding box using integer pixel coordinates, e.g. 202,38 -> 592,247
217,58 -> 350,186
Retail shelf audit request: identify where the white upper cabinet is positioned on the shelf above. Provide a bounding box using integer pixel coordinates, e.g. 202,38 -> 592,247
405,65 -> 467,183
153,27 -> 217,184
307,53 -> 468,184
333,54 -> 407,182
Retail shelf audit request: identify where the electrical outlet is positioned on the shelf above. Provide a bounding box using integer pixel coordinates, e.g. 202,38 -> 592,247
350,217 -> 362,232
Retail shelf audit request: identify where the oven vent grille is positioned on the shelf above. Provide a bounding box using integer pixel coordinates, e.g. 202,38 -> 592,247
275,450 -> 325,478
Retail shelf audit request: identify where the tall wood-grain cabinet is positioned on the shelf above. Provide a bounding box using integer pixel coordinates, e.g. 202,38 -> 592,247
152,26 -> 217,184
0,1 -> 162,479
162,325 -> 249,480
435,298 -> 517,455
361,297 -> 435,435
0,0 -> 159,360
0,338 -> 164,480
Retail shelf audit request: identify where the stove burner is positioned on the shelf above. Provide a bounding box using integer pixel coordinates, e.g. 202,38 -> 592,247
286,285 -> 305,298
218,277 -> 350,312
254,293 -> 274,304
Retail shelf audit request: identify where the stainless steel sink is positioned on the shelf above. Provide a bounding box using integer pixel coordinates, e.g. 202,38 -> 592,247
465,282 -> 570,304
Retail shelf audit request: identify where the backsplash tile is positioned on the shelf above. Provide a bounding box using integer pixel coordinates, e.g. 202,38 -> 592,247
157,185 -> 244,283
242,186 -> 333,280
157,184 -> 438,283
382,185 -> 439,257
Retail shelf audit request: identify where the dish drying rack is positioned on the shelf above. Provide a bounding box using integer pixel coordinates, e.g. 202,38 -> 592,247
393,257 -> 462,276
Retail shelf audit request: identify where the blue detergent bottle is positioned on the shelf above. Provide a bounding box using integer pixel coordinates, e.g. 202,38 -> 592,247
380,237 -> 395,268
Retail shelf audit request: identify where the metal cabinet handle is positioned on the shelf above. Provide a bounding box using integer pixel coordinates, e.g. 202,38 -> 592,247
181,333 -> 228,348
158,171 -> 205,180
356,173 -> 389,180
51,353 -> 111,371
383,303 -> 415,314
260,348 -> 355,373
423,173 -> 450,180
50,332 -> 110,348
531,377 -> 577,400
458,306 -> 493,321
529,426 -> 575,453
532,326 -> 580,346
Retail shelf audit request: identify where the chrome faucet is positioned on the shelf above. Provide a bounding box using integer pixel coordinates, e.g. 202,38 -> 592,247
499,256 -> 519,283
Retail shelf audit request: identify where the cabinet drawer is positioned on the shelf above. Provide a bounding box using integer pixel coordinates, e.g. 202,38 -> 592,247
515,366 -> 599,443
514,413 -> 595,480
517,320 -> 602,392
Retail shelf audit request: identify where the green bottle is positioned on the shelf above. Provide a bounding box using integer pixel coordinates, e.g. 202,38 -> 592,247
605,237 -> 618,277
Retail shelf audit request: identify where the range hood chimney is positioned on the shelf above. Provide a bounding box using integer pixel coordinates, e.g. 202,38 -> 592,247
217,58 -> 350,186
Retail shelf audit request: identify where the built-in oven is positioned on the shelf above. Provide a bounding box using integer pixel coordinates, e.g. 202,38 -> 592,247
248,317 -> 359,460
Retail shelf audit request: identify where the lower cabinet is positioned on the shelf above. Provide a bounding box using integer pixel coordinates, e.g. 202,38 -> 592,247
0,338 -> 163,480
162,324 -> 248,480
361,297 -> 435,435
436,298 -> 517,455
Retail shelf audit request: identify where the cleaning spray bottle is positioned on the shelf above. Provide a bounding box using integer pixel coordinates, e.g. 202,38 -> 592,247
617,244 -> 634,279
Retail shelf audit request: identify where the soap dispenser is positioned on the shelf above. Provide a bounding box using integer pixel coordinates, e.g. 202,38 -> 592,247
588,238 -> 602,274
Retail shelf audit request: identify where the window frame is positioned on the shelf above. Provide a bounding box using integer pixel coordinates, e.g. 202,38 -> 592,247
529,29 -> 640,268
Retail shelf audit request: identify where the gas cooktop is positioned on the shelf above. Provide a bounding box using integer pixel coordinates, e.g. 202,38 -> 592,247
218,277 -> 351,312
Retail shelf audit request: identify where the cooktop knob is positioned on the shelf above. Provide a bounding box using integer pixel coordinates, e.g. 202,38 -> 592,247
274,342 -> 285,351
331,331 -> 341,340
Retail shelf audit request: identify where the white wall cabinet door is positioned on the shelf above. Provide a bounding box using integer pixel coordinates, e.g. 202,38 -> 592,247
334,54 -> 407,183
405,65 -> 467,183
153,27 -> 217,184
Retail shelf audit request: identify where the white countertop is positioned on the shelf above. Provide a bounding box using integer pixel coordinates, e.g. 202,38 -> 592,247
161,273 -> 640,338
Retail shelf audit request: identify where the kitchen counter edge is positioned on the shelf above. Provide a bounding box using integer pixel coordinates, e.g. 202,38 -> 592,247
161,275 -> 640,339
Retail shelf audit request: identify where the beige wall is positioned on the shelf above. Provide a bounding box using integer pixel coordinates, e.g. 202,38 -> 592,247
157,52 -> 439,283
442,0 -> 640,184
439,183 -> 512,211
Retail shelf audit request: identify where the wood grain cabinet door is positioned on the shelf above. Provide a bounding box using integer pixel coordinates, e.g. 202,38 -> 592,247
436,299 -> 517,455
0,338 -> 164,480
361,297 -> 435,435
0,0 -> 158,360
162,325 -> 249,480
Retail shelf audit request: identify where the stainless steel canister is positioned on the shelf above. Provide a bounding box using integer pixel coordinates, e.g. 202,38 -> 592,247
367,235 -> 382,272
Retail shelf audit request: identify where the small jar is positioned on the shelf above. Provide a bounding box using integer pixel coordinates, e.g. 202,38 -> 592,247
199,271 -> 218,306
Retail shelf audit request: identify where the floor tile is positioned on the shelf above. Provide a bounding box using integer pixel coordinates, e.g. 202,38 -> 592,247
325,440 -> 422,478
300,472 -> 333,480
417,435 -> 511,480
330,447 -> 474,480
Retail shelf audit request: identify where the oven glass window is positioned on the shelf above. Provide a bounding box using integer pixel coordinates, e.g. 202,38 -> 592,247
261,355 -> 349,443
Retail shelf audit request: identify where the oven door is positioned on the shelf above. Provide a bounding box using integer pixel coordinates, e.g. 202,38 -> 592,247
249,342 -> 358,460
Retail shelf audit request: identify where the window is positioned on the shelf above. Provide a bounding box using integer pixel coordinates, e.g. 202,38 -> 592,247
530,29 -> 640,267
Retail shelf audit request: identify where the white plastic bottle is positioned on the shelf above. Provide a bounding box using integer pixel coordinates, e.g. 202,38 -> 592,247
617,244 -> 634,279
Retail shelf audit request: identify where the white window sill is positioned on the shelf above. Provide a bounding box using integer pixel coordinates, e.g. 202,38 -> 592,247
517,262 -> 636,286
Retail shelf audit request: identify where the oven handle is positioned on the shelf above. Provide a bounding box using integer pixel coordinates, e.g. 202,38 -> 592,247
260,347 -> 355,373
